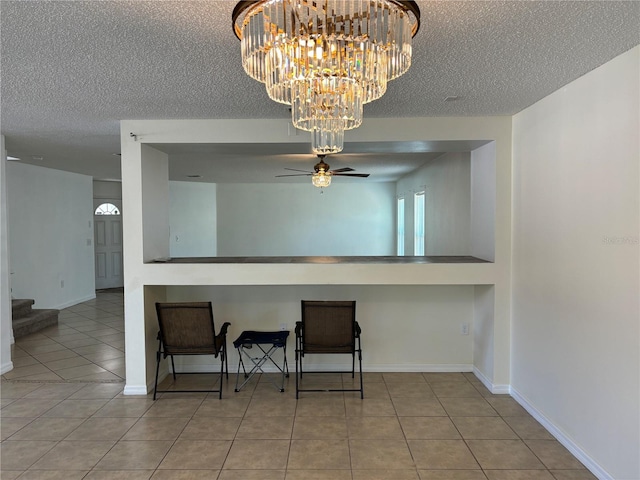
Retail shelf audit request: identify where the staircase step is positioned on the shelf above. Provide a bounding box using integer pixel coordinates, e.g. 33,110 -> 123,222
13,309 -> 59,338
12,299 -> 35,319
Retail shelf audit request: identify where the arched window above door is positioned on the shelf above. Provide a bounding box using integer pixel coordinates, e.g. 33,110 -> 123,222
95,203 -> 120,215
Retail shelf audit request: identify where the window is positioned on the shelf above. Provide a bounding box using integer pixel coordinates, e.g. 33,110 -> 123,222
95,203 -> 121,215
397,197 -> 405,256
414,191 -> 425,255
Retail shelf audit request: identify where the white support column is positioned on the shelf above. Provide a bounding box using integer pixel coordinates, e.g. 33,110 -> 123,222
121,131 -> 171,394
491,132 -> 513,390
0,136 -> 14,374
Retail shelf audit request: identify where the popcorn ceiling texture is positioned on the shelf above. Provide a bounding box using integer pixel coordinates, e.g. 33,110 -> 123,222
1,0 -> 638,179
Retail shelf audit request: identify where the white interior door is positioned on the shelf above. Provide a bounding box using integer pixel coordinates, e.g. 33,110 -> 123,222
94,200 -> 123,290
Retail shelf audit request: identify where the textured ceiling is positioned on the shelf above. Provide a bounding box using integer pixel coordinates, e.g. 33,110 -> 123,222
1,1 -> 638,182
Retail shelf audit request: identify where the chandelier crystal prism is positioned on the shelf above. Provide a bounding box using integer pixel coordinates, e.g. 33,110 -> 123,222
233,0 -> 420,154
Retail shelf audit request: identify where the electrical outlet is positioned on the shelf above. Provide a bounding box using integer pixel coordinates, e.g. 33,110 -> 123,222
279,323 -> 288,331
461,323 -> 469,335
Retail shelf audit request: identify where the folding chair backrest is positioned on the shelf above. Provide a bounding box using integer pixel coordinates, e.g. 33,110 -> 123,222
301,300 -> 356,354
156,302 -> 218,355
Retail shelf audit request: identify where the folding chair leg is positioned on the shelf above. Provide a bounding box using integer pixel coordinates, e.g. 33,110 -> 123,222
285,352 -> 289,377
283,343 -> 289,380
299,353 -> 304,378
224,341 -> 229,380
219,349 -> 224,399
170,356 -> 177,380
358,349 -> 364,399
295,349 -> 300,399
352,353 -> 355,378
153,350 -> 161,401
235,349 -> 245,392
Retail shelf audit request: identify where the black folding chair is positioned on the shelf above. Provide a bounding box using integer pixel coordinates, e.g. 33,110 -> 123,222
295,300 -> 363,399
153,302 -> 230,400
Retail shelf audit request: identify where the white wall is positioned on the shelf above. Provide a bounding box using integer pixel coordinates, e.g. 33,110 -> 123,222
471,142 -> 495,261
216,182 -> 395,256
141,145 -> 170,262
93,180 -> 122,200
512,47 -> 639,480
169,181 -> 217,257
7,162 -> 95,309
166,284 -> 475,372
397,152 -> 471,255
1,137 -> 14,374
472,285 -> 494,385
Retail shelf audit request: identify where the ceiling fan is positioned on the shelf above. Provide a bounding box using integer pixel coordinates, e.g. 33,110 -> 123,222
275,154 -> 370,188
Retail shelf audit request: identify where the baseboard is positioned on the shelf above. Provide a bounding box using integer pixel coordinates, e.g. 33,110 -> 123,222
123,385 -> 149,396
473,366 -> 510,394
510,386 -> 612,480
364,364 -> 473,373
123,383 -> 151,396
53,293 -> 97,311
173,364 -> 228,373
1,360 -> 14,375
173,363 -> 474,374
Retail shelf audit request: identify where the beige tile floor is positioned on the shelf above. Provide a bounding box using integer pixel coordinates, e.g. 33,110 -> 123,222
4,290 -> 125,383
1,291 -> 596,479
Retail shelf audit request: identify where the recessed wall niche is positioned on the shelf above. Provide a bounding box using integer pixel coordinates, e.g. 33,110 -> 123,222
150,140 -> 495,262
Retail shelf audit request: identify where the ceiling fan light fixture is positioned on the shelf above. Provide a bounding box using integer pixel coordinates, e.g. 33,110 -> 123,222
275,154 -> 369,186
311,172 -> 332,188
233,0 -> 420,154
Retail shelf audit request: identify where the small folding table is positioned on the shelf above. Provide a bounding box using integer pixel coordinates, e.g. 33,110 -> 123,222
233,330 -> 290,392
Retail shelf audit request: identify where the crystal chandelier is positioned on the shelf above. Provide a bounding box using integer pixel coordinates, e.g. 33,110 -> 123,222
233,0 -> 420,154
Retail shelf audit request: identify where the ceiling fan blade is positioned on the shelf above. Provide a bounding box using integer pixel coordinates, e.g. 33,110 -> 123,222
284,167 -> 313,173
275,173 -> 313,177
333,173 -> 370,177
330,167 -> 355,173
